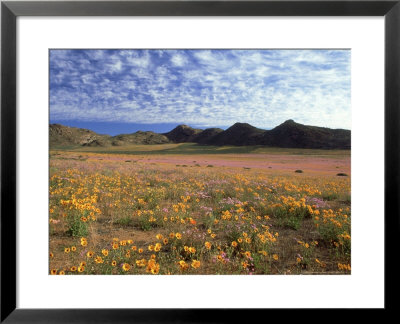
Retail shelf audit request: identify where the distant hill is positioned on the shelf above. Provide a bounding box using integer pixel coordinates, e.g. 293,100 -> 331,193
50,120 -> 351,149
204,122 -> 265,146
193,127 -> 224,144
163,125 -> 203,143
261,119 -> 351,149
111,131 -> 170,146
49,124 -> 111,147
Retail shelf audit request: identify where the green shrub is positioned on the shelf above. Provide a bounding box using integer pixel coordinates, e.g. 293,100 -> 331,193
66,211 -> 89,237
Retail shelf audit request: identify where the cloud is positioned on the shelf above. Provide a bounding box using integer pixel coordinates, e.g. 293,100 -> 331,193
50,49 -> 351,130
170,53 -> 187,67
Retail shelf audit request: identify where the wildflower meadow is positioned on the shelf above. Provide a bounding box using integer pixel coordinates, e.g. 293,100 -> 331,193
49,148 -> 351,275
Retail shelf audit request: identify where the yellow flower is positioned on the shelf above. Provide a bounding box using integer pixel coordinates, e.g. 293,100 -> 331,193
122,263 -> 131,271
189,247 -> 196,253
244,251 -> 251,258
273,254 -> 279,261
136,259 -> 147,267
112,242 -> 119,250
86,251 -> 94,258
70,266 -> 77,272
131,245 -> 137,251
156,234 -> 163,240
64,247 -> 70,254
102,249 -> 109,256
169,232 -> 175,239
78,266 -> 85,273
80,261 -> 86,267
80,237 -> 87,246
148,245 -> 154,251
163,238 -> 168,245
50,269 -> 57,275
138,248 -> 143,254
146,260 -> 160,274
71,246 -> 77,252
59,270 -> 65,275
210,234 -> 216,239
231,241 -> 238,247
111,260 -> 117,267
178,260 -> 188,270
95,256 -> 104,264
175,233 -> 182,240
205,241 -> 212,250
49,252 -> 54,258
191,260 -> 201,269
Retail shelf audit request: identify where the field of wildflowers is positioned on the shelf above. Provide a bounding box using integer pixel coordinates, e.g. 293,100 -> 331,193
49,149 -> 350,275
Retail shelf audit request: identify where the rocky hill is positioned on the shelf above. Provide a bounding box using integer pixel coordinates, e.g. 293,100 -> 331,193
50,120 -> 351,149
111,131 -> 170,146
261,120 -> 351,149
202,122 -> 265,146
163,124 -> 203,143
49,124 -> 111,147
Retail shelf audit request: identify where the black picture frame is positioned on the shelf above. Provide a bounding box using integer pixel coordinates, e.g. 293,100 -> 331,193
1,0 -> 399,322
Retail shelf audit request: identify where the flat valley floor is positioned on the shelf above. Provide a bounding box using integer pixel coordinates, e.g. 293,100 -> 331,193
49,144 -> 351,275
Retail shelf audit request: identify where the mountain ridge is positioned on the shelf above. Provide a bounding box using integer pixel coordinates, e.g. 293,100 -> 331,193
49,120 -> 351,149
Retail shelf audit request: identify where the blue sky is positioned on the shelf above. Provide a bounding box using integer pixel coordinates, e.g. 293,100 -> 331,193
50,49 -> 351,135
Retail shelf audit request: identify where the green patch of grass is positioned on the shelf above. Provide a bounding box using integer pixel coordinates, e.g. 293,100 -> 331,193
53,143 -> 351,157
113,215 -> 134,227
66,211 -> 89,237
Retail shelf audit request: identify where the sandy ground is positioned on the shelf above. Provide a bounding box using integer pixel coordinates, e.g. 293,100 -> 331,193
53,151 -> 350,175
138,154 -> 350,173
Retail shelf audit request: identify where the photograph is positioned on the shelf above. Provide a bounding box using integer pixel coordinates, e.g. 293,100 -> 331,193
48,49 -> 351,275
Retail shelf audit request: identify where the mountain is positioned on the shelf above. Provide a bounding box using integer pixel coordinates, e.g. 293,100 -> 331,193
49,120 -> 351,149
49,124 -> 172,147
261,119 -> 351,149
163,125 -> 203,143
203,122 -> 265,146
193,127 -> 224,144
49,124 -> 111,147
111,131 -> 170,146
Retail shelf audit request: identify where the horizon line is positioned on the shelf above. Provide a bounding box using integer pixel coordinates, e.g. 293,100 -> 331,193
49,120 -> 351,137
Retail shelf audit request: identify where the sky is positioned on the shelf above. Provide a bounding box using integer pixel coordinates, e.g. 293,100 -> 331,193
50,49 -> 351,135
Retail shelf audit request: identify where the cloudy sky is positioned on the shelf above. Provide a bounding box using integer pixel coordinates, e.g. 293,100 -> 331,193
50,49 -> 351,135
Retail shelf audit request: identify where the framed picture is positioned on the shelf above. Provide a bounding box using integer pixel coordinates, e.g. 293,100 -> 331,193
1,0 -> 398,321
